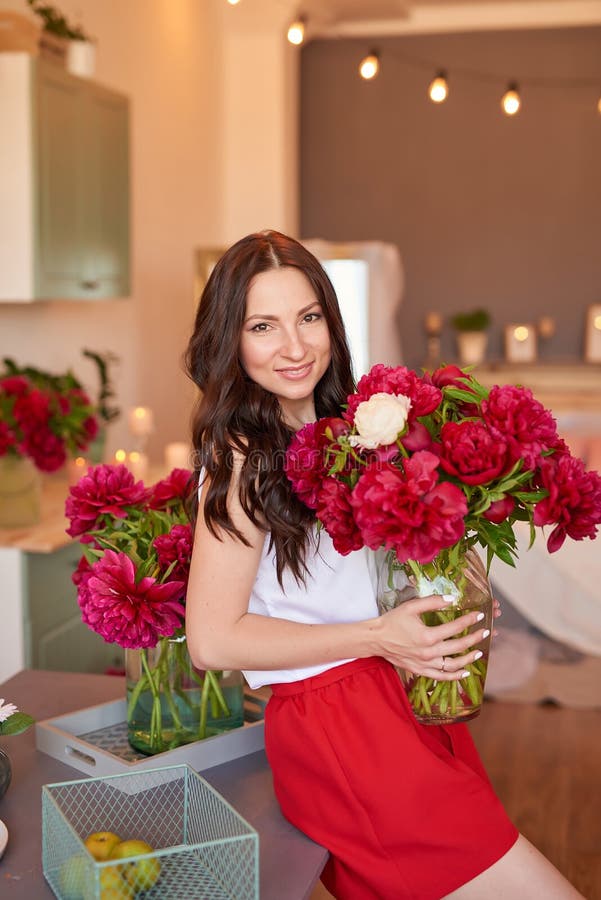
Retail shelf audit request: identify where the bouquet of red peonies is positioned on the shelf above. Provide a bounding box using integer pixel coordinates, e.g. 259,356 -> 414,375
0,363 -> 98,473
66,465 -> 237,754
286,364 -> 601,723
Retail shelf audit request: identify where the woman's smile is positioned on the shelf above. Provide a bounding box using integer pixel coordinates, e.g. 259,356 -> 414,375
276,362 -> 315,379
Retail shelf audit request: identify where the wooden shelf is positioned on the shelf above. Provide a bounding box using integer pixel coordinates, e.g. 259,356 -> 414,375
473,362 -> 601,413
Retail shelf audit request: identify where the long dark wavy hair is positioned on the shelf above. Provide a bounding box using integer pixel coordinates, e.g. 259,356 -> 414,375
184,230 -> 355,584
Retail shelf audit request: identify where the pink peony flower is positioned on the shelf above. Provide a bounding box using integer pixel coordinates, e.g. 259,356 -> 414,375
285,418 -> 349,510
83,550 -> 185,648
153,523 -> 193,581
481,385 -> 558,470
437,420 -> 509,486
350,451 -> 467,564
533,453 -> 601,552
65,464 -> 150,539
72,556 -> 95,614
315,478 -> 364,556
149,468 -> 194,509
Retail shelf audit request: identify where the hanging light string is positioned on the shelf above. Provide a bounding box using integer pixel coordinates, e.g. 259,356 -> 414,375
227,2 -> 600,109
369,42 -> 601,90
354,43 -> 600,113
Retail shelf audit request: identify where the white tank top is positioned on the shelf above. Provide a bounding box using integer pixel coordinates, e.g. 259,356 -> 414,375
196,474 -> 379,688
243,528 -> 379,688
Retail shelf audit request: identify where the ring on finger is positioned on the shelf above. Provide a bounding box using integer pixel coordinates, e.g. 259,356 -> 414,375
440,657 -> 446,672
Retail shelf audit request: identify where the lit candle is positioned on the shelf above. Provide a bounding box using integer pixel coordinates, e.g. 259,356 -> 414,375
127,451 -> 149,481
68,456 -> 88,485
128,406 -> 154,438
424,312 -> 443,335
165,442 -> 192,470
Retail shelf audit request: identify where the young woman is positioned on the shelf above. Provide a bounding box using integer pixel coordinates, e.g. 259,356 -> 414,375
185,230 -> 582,900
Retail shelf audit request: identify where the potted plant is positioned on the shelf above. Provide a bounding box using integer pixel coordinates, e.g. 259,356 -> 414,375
450,308 -> 491,366
26,0 -> 95,77
82,349 -> 120,463
0,358 -> 98,526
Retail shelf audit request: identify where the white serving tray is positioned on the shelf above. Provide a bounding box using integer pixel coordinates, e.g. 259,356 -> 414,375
36,696 -> 266,778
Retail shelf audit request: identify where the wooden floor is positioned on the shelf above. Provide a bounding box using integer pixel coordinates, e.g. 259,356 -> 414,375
310,699 -> 601,899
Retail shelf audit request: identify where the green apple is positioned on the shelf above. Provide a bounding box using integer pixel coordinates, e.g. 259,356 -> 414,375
83,866 -> 135,900
58,854 -> 88,900
84,831 -> 122,861
109,839 -> 161,891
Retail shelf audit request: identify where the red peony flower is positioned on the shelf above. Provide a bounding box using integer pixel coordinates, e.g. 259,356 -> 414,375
149,468 -> 195,509
0,422 -> 16,456
429,365 -> 472,390
285,417 -> 349,510
83,550 -> 186,648
71,556 -> 95,614
23,428 -> 67,472
315,478 -> 364,556
350,451 -> 467,564
437,420 -> 509,486
345,365 -> 441,424
65,464 -> 150,539
13,388 -> 50,431
153,523 -> 193,581
0,376 -> 29,397
481,385 -> 558,470
483,495 -> 515,524
427,365 -> 480,416
401,421 -> 434,452
1,369 -> 98,472
533,453 -> 601,552
72,555 -> 93,588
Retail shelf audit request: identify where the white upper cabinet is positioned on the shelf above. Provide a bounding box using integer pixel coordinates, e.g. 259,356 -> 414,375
0,53 -> 130,301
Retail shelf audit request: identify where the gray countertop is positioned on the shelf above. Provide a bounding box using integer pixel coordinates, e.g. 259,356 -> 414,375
0,669 -> 328,899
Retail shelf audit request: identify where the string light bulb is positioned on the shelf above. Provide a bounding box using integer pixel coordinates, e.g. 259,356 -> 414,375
287,18 -> 305,46
501,82 -> 521,116
226,0 -> 241,5
359,51 -> 380,81
428,71 -> 449,104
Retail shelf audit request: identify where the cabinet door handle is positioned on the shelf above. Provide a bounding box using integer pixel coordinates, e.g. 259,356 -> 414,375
81,280 -> 99,290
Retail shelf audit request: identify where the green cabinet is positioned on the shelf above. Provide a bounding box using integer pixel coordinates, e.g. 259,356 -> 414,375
0,53 -> 130,301
22,542 -> 124,675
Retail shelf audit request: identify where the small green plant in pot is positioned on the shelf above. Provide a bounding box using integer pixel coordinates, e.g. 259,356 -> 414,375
26,0 -> 90,41
450,308 -> 491,365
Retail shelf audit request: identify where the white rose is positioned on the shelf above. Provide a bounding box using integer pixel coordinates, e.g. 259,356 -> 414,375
349,392 -> 412,449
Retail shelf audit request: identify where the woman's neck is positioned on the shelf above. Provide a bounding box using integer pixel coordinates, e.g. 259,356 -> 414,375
280,399 -> 316,431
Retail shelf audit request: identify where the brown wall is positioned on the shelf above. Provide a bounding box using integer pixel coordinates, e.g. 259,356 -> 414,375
300,27 -> 601,372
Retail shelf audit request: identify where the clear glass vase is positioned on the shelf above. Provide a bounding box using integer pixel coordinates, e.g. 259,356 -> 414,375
125,635 -> 244,755
377,546 -> 493,725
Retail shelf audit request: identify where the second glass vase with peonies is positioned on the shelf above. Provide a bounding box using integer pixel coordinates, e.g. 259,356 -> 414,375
285,363 -> 601,725
125,635 -> 243,755
66,464 -> 244,755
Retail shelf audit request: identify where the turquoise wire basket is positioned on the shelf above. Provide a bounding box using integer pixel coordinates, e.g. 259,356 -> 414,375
42,764 -> 259,899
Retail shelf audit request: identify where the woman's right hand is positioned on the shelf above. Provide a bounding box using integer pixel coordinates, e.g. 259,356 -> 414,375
373,594 -> 489,681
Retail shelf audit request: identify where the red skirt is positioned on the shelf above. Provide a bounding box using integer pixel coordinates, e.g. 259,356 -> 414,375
265,657 -> 518,900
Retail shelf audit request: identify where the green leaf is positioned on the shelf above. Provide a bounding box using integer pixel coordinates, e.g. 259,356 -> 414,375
493,544 -> 518,567
0,712 -> 34,736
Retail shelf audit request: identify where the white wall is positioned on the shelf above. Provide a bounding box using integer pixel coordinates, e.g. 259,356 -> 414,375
0,0 -> 299,461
